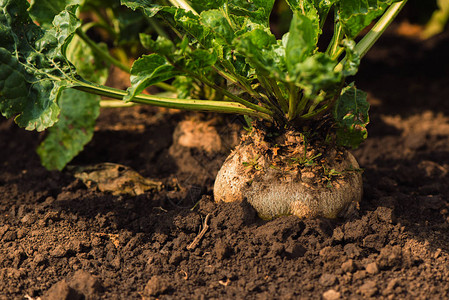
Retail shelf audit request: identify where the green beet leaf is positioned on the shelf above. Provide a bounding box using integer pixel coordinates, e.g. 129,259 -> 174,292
121,0 -> 169,18
174,10 -> 213,47
294,53 -> 342,97
140,34 -> 176,56
0,1 -> 81,131
234,28 -> 285,79
200,9 -> 235,44
124,54 -> 181,102
37,89 -> 100,171
0,49 -> 61,131
286,13 -> 318,77
285,0 -> 321,30
338,0 -> 400,38
226,0 -> 275,26
29,0 -> 83,25
189,0 -> 274,26
334,84 -> 370,148
341,39 -> 361,77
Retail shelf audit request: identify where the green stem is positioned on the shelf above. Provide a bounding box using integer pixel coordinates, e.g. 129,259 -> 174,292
184,70 -> 273,116
213,65 -> 261,100
288,84 -> 299,120
355,0 -> 408,58
75,29 -> 176,92
335,0 -> 408,72
299,104 -> 329,120
267,78 -> 289,113
326,20 -> 343,59
76,28 -> 130,73
72,81 -> 272,120
256,76 -> 286,116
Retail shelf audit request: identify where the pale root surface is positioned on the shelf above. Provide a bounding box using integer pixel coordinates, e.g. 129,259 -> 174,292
214,143 -> 363,220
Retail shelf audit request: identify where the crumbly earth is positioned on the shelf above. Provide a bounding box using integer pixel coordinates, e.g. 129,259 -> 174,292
1,26 -> 449,299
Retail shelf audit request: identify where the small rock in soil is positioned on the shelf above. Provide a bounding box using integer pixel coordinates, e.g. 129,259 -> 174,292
365,262 -> 379,274
323,289 -> 341,300
43,280 -> 83,300
143,276 -> 171,297
358,280 -> 378,297
319,274 -> 338,287
341,259 -> 356,273
69,270 -> 103,298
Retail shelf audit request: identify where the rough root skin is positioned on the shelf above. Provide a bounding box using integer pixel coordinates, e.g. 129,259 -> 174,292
213,131 -> 363,220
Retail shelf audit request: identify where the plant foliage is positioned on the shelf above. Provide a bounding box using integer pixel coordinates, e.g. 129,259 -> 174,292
0,0 -> 407,169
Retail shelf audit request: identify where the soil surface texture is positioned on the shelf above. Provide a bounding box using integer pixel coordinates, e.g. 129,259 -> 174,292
1,25 -> 449,299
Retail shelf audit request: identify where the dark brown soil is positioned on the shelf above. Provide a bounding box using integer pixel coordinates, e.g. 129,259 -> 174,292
1,27 -> 449,300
